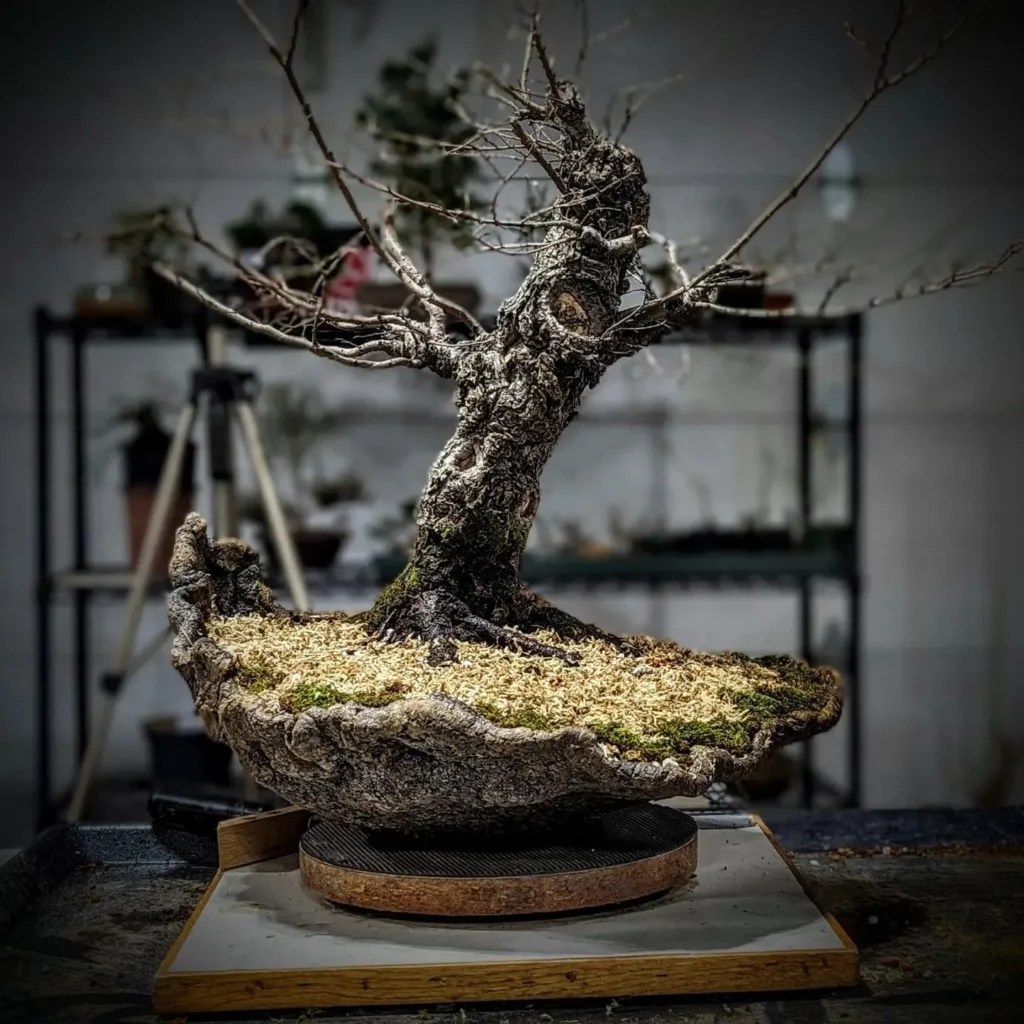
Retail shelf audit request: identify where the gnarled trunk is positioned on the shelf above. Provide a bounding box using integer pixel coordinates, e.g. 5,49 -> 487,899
369,345 -> 592,640
368,92 -> 653,661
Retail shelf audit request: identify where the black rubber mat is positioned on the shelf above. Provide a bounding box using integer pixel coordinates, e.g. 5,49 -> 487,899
300,803 -> 697,878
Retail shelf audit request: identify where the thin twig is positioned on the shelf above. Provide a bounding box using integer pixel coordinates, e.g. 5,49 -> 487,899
574,0 -> 591,78
512,120 -> 567,192
234,0 -> 463,334
285,0 -> 309,67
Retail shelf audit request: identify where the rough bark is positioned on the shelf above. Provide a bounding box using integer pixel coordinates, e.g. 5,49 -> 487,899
368,88 -> 657,661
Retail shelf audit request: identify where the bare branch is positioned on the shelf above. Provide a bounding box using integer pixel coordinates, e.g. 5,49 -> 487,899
511,119 -> 567,192
530,20 -> 561,97
817,266 -> 856,315
614,70 -> 696,141
689,240 -> 1024,319
234,0 -> 458,329
573,0 -> 590,78
152,264 -> 431,371
285,0 -> 309,67
705,9 -> 963,274
520,7 -> 539,96
610,4 -> 970,336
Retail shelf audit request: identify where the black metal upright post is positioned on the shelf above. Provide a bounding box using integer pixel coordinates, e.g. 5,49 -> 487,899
33,308 -> 52,832
71,321 -> 90,765
847,314 -> 863,808
797,328 -> 814,808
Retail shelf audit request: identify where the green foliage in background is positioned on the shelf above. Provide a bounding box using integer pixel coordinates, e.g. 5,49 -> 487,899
355,38 -> 487,279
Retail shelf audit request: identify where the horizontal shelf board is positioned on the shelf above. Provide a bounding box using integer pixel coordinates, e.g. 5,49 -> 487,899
47,548 -> 856,598
39,308 -> 859,347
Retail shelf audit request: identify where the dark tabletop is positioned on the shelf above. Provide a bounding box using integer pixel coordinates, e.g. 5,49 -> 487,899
1,809 -> 1022,1024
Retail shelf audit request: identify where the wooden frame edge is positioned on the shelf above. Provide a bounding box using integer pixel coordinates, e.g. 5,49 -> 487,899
751,815 -> 860,966
216,805 -> 310,870
155,869 -> 222,982
154,944 -> 858,1014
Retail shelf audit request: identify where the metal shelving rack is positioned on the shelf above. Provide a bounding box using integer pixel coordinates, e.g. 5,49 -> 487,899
33,305 -> 862,829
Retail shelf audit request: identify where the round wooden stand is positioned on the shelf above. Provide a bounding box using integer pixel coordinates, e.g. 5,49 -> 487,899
299,803 -> 698,918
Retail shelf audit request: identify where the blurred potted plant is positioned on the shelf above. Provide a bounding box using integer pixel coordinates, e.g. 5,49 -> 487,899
353,37 -> 486,315
94,397 -> 196,577
369,497 -> 419,555
236,382 -> 352,570
92,204 -> 194,327
143,714 -> 234,793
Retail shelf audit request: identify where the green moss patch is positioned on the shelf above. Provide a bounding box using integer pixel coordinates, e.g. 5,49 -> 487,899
280,683 -> 404,715
210,612 -> 842,763
367,564 -> 422,630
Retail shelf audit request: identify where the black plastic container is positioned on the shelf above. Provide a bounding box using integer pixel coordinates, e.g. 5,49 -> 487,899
144,718 -> 233,790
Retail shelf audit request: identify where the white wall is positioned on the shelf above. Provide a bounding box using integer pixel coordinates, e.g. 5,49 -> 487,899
1,0 -> 1022,842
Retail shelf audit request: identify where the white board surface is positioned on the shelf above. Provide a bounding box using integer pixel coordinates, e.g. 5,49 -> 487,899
168,814 -> 843,974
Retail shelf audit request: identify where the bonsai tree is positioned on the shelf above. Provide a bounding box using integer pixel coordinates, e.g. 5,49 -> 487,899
151,4 -> 1021,835
353,37 -> 487,281
107,205 -> 191,285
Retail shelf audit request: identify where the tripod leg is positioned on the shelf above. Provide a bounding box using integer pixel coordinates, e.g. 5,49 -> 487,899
66,404 -> 199,823
205,325 -> 239,540
233,401 -> 311,613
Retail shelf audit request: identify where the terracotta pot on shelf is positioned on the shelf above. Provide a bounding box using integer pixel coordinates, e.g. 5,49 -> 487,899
123,411 -> 197,580
293,529 -> 347,570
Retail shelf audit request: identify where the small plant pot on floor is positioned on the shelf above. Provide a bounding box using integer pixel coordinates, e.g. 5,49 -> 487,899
144,716 -> 234,791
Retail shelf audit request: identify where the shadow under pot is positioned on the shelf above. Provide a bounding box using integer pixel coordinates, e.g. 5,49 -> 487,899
123,410 -> 196,580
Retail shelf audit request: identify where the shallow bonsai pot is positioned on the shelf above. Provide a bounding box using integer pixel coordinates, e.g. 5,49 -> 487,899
167,515 -> 844,838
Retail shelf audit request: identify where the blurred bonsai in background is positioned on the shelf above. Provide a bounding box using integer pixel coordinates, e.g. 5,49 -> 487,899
354,37 -> 486,280
107,205 -> 191,282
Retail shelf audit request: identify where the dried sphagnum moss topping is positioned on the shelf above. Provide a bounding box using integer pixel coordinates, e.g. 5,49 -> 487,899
206,613 -> 839,761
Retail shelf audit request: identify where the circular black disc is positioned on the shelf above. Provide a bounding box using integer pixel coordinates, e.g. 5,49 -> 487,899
300,803 -> 698,879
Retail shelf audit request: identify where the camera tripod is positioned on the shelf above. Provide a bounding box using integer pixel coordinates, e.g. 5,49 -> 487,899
66,323 -> 311,822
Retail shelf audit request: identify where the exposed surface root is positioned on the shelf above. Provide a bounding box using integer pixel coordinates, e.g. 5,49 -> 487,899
519,593 -> 643,656
384,588 -> 581,666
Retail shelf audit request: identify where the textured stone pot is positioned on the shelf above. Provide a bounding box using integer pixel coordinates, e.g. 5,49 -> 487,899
167,514 -> 843,838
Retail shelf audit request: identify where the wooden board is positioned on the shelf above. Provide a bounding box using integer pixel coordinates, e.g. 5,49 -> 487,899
298,806 -> 699,917
154,811 -> 858,1014
216,805 -> 310,870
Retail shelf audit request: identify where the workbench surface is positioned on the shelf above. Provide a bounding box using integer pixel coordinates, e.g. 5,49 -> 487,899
1,809 -> 1022,1024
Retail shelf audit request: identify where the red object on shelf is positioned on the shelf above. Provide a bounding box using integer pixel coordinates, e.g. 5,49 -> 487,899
324,244 -> 374,313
